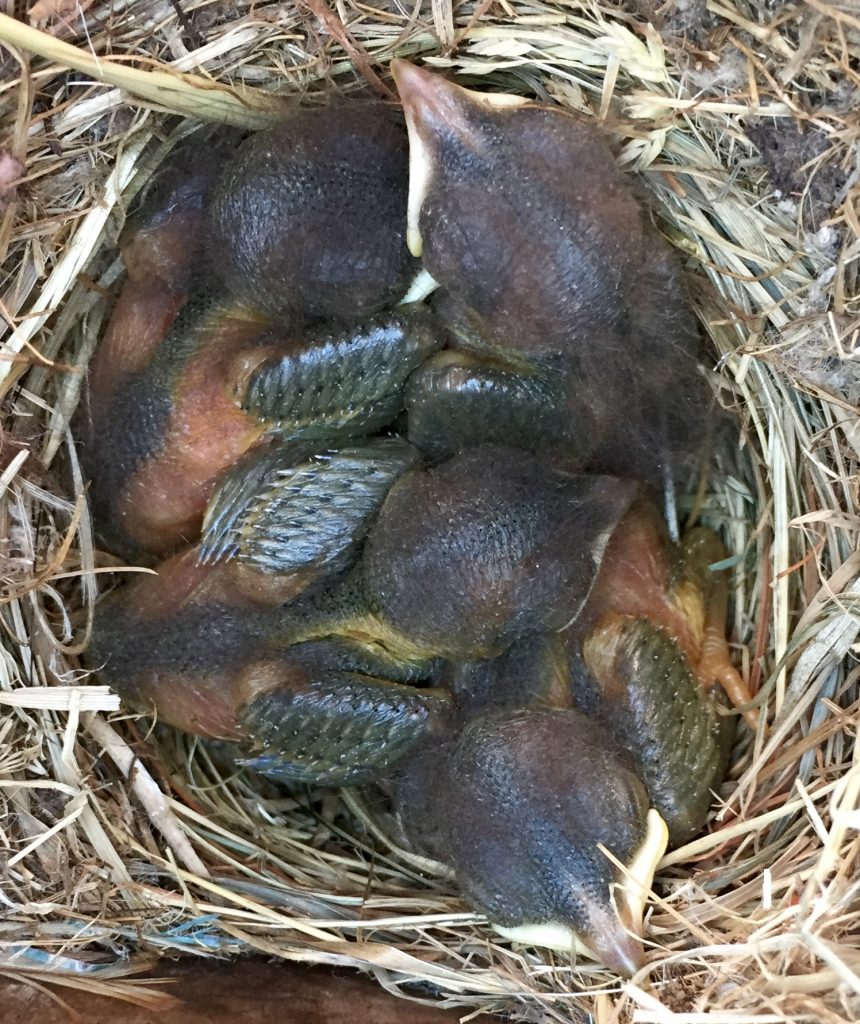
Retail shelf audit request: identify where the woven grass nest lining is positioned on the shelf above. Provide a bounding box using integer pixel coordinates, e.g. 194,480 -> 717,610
1,0 -> 858,1019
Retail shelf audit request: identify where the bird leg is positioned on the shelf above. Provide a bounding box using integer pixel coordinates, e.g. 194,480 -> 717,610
679,529 -> 760,729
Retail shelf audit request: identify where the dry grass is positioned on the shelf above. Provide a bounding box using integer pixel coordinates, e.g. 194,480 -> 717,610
0,1 -> 858,1021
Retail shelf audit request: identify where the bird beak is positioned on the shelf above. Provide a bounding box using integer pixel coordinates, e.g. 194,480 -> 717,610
606,807 -> 670,976
390,59 -> 527,257
582,909 -> 645,979
493,807 -> 668,977
576,808 -> 668,977
390,59 -> 453,258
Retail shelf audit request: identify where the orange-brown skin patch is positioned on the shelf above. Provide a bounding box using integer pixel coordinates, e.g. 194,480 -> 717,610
584,499 -> 704,664
122,211 -> 202,288
584,504 -> 758,726
231,658 -> 306,710
142,666 -> 244,741
105,549 -> 244,740
89,286 -> 185,407
119,315 -> 272,555
103,548 -> 317,740
230,560 -> 319,606
130,546 -> 216,623
89,211 -> 203,407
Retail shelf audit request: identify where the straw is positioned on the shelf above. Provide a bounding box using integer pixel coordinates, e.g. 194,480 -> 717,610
0,1 -> 857,1019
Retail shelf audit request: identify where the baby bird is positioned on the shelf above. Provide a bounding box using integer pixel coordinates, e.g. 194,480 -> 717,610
359,446 -> 637,659
89,542 -> 451,786
83,104 -> 439,561
83,297 -> 439,561
391,60 -> 711,489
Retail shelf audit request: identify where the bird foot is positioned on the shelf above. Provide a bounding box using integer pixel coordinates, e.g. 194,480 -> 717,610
697,625 -> 760,731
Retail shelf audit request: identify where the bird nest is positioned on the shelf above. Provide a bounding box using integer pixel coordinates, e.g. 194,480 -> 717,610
1,1 -> 858,1020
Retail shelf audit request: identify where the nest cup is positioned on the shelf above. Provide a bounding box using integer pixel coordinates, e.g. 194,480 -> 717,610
1,2 -> 858,1021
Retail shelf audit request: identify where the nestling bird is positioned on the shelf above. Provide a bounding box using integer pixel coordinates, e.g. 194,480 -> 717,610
83,104 -> 436,560
395,706 -> 668,977
83,297 -> 439,561
88,439 -> 453,781
391,59 -> 712,491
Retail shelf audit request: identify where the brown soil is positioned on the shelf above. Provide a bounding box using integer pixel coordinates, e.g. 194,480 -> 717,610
1,959 -> 497,1023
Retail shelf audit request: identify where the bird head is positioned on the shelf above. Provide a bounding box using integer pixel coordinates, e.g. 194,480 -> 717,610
395,707 -> 668,977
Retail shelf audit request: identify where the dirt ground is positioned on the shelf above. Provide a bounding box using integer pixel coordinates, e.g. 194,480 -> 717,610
2,959 -> 495,1023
